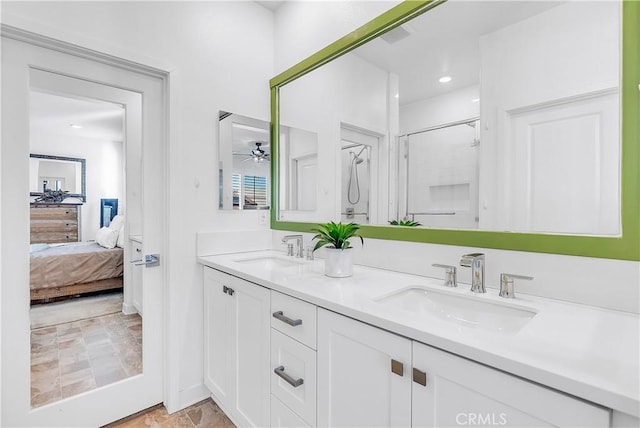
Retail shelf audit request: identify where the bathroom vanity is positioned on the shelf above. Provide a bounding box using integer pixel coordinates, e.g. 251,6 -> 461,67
199,250 -> 639,428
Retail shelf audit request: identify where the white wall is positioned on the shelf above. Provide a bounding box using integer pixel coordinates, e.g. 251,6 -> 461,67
30,133 -> 124,241
279,51 -> 390,223
478,1 -> 620,234
2,0 -> 275,411
400,85 -> 480,134
271,1 -> 639,315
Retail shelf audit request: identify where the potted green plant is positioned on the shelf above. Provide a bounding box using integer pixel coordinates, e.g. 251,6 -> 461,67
312,221 -> 363,278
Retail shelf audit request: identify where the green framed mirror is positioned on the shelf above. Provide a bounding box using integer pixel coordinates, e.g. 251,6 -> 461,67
270,0 -> 639,261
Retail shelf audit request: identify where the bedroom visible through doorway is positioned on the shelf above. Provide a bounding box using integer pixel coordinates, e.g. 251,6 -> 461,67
28,89 -> 142,407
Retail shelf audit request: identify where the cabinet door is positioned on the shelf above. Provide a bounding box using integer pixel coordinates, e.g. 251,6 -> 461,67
232,276 -> 271,428
412,341 -> 610,428
317,309 -> 412,427
203,268 -> 234,405
204,268 -> 271,427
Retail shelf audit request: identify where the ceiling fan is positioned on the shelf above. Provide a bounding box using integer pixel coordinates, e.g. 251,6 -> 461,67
233,141 -> 270,163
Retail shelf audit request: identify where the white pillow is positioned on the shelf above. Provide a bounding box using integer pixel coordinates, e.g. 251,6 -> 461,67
116,225 -> 125,248
109,214 -> 125,231
96,226 -> 119,249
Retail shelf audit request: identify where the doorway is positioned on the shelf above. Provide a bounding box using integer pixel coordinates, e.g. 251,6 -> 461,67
2,31 -> 167,426
340,125 -> 381,224
28,87 -> 142,407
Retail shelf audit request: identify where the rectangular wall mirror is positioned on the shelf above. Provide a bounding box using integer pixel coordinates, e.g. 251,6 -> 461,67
218,112 -> 271,211
270,0 -> 639,260
29,153 -> 86,201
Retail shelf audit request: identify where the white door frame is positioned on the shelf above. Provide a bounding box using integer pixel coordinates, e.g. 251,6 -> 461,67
1,25 -> 172,426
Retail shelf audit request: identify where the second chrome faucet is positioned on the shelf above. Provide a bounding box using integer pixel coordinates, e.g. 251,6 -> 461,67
460,253 -> 485,293
282,234 -> 304,258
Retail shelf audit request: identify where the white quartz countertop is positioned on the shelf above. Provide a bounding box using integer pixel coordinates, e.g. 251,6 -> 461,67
198,250 -> 640,417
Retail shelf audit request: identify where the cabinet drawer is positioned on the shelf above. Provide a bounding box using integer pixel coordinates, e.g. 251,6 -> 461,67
271,329 -> 316,426
271,396 -> 311,428
30,206 -> 77,220
271,291 -> 317,349
30,220 -> 78,232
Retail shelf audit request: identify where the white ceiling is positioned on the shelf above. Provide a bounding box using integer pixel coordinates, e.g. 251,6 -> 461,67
231,122 -> 270,154
30,90 -> 125,142
353,1 -> 563,105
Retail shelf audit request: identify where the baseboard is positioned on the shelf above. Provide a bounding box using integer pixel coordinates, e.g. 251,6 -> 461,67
121,302 -> 137,315
178,383 -> 209,410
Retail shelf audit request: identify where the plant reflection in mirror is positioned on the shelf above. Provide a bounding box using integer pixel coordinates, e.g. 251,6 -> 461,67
389,219 -> 421,227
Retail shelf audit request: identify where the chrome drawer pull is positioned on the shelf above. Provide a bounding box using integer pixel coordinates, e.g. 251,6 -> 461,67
274,365 -> 304,388
272,311 -> 302,326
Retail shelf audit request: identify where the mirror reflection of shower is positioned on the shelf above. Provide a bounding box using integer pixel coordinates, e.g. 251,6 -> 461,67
347,145 -> 367,204
400,118 -> 480,229
341,142 -> 370,224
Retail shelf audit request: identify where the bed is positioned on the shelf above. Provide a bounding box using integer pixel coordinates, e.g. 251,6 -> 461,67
30,241 -> 123,302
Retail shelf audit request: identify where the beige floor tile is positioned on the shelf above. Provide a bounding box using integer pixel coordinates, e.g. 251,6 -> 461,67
31,359 -> 59,373
95,367 -> 128,387
58,337 -> 85,350
31,349 -> 59,366
32,388 -> 62,408
31,333 -> 58,347
61,377 -> 98,398
32,309 -> 142,407
60,367 -> 94,387
85,331 -> 111,345
104,399 -> 236,428
60,358 -> 91,375
59,349 -> 89,366
88,341 -> 118,358
157,412 -> 194,428
32,326 -> 58,336
58,327 -> 83,341
31,342 -> 58,354
57,324 -> 81,335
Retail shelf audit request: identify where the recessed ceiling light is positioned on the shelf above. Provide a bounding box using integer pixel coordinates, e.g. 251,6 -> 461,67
471,98 -> 480,103
394,93 -> 400,99
439,76 -> 452,83
69,124 -> 83,129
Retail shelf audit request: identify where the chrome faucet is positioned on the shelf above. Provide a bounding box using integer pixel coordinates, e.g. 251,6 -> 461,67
460,253 -> 485,293
282,234 -> 304,258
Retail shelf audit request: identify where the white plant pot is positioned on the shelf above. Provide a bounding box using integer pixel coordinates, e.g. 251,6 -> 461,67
324,247 -> 353,278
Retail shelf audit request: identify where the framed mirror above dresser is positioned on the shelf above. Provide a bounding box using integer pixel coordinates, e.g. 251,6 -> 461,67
29,154 -> 86,244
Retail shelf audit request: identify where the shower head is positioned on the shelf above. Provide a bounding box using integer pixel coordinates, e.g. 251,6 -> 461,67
352,146 -> 367,164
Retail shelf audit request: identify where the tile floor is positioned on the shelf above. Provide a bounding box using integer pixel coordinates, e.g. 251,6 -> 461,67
31,312 -> 143,407
104,398 -> 235,428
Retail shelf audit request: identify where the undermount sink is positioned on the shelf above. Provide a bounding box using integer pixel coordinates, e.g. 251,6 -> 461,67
375,286 -> 537,335
233,255 -> 304,269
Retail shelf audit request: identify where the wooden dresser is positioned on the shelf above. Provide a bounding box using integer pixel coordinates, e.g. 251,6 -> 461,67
30,203 -> 82,244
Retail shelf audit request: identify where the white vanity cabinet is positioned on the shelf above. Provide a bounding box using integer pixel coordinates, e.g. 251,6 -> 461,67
317,308 -> 412,427
203,267 -> 271,427
318,308 -> 610,428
